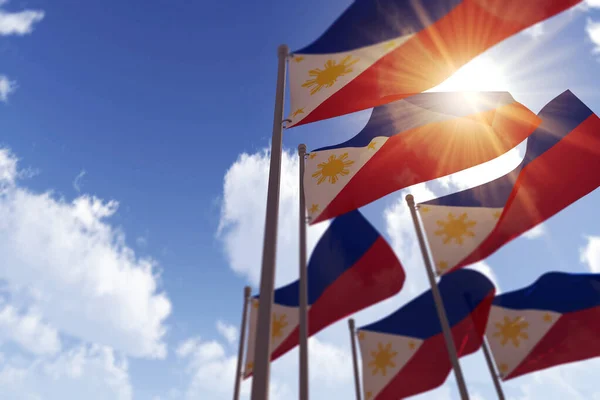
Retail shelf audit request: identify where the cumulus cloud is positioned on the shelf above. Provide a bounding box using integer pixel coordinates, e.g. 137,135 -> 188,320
580,236 -> 600,273
506,359 -> 600,399
217,148 -> 329,287
523,22 -> 545,39
585,0 -> 600,8
467,262 -> 501,293
73,169 -> 86,193
0,345 -> 132,400
175,333 -> 292,400
0,305 -> 61,355
0,75 -> 16,102
586,18 -> 600,54
522,224 -> 546,239
0,1 -> 44,35
0,148 -> 171,358
216,320 -> 238,346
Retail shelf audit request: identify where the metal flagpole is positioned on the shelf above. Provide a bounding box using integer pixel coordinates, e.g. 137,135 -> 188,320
348,319 -> 362,400
481,338 -> 505,400
405,194 -> 470,400
233,286 -> 252,400
250,44 -> 289,400
298,144 -> 309,400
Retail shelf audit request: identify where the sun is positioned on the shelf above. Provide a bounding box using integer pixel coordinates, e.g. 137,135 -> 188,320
302,56 -> 359,95
312,153 -> 354,185
271,313 -> 288,340
428,55 -> 511,93
493,316 -> 529,347
435,212 -> 476,245
368,342 -> 397,376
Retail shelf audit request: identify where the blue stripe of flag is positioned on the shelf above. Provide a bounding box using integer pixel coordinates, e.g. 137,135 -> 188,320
268,210 -> 380,307
493,272 -> 600,314
295,0 -> 463,54
360,269 -> 494,339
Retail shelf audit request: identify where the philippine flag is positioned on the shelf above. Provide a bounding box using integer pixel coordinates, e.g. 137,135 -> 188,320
486,272 -> 600,380
418,90 -> 600,275
357,269 -> 495,399
287,0 -> 581,127
303,91 -> 539,224
243,210 -> 404,378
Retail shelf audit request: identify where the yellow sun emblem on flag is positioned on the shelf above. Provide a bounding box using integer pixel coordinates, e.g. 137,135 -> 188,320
369,342 -> 397,376
302,56 -> 359,95
312,153 -> 354,185
435,213 -> 476,245
493,316 -> 529,347
271,313 -> 288,340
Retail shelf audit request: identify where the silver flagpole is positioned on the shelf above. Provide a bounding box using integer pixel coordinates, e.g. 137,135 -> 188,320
348,319 -> 362,400
251,44 -> 289,400
298,144 -> 309,400
482,338 -> 505,400
233,286 -> 252,400
406,194 -> 470,400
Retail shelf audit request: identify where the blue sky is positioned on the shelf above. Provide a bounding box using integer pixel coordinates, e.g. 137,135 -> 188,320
1,0 -> 600,399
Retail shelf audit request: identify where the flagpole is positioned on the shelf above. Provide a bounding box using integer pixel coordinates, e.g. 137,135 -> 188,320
348,319 -> 362,400
251,44 -> 289,400
406,194 -> 470,400
298,144 -> 309,400
233,286 -> 252,400
481,338 -> 505,400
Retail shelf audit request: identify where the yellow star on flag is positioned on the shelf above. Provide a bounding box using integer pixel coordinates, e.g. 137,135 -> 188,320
291,108 -> 304,118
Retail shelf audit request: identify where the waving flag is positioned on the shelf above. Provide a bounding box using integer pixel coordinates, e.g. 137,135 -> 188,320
243,211 -> 404,378
418,90 -> 600,275
357,269 -> 495,399
304,92 -> 539,224
287,0 -> 581,127
486,272 -> 600,380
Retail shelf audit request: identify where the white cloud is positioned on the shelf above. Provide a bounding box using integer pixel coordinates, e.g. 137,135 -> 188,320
73,170 -> 86,193
580,236 -> 600,272
217,148 -> 329,287
0,148 -> 171,359
0,345 -> 133,400
0,305 -> 61,355
523,22 -> 545,39
175,332 -> 292,400
506,359 -> 600,399
585,0 -> 600,8
467,262 -> 501,294
216,320 -> 238,345
586,18 -> 600,54
522,224 -> 546,239
0,75 -> 16,102
136,236 -> 148,247
0,1 -> 44,36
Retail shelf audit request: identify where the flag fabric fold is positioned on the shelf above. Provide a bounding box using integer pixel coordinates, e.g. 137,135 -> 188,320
418,90 -> 600,275
243,210 -> 405,378
357,269 -> 495,399
304,91 -> 539,224
486,272 -> 600,380
287,0 -> 581,127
